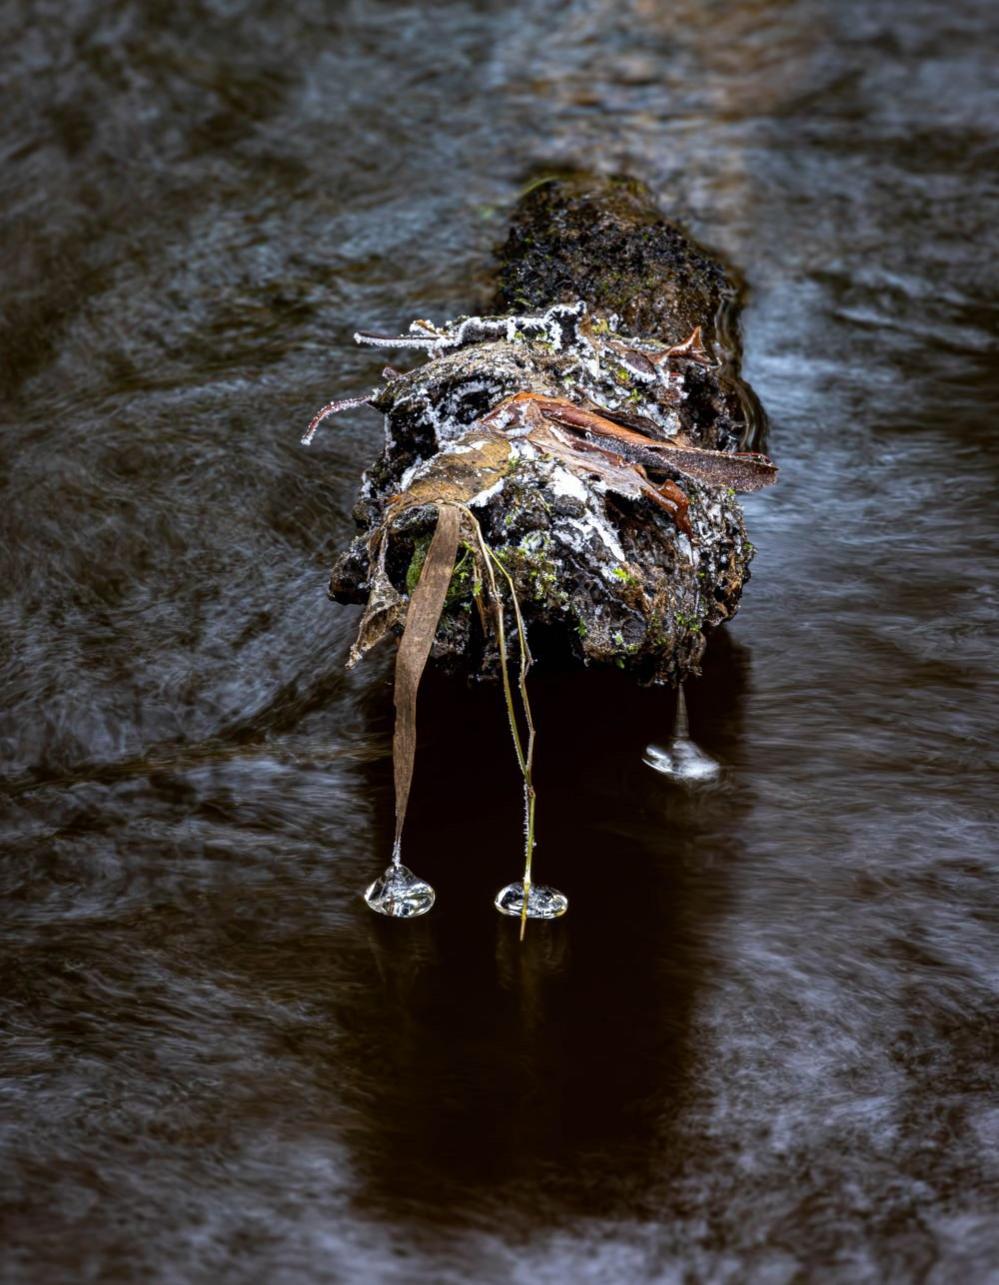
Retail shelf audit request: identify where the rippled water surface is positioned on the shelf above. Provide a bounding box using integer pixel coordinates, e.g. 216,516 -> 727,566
2,1 -> 997,1280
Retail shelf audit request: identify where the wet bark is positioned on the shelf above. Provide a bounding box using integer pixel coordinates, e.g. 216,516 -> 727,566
325,174 -> 773,684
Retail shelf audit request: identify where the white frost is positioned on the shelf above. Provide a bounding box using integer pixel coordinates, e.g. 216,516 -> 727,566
545,462 -> 589,502
469,478 -> 506,508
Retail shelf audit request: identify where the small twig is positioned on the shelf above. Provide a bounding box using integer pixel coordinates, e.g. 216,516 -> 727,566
460,507 -> 537,939
301,392 -> 377,446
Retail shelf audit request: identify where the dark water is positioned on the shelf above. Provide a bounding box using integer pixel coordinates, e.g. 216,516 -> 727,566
2,1 -> 997,1280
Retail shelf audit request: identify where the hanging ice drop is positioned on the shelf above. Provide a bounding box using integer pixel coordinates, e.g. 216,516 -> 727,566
494,881 -> 568,921
643,684 -> 721,782
363,860 -> 436,918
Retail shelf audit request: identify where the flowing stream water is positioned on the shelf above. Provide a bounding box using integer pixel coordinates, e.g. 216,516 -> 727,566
2,1 -> 997,1281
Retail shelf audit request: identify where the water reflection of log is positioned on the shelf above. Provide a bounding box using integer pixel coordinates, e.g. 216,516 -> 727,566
337,628 -> 754,1222
312,175 -> 767,1220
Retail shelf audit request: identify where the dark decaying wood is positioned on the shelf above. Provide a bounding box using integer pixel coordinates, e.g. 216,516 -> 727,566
316,174 -> 775,685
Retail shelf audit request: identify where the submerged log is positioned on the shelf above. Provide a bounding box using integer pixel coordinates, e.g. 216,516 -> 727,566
318,175 -> 774,685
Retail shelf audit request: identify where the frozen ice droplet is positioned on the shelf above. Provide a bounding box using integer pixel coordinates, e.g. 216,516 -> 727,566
364,864 -> 435,918
643,683 -> 721,783
494,881 -> 568,920
642,738 -> 721,782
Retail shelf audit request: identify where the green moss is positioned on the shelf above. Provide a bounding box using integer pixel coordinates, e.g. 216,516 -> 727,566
611,565 -> 639,587
405,536 -> 431,594
445,546 -> 477,606
485,536 -> 565,609
407,538 -> 477,606
674,610 -> 705,633
646,614 -> 670,648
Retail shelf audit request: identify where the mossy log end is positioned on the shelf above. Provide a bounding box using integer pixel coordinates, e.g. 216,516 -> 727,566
496,174 -> 767,455
325,175 -> 773,685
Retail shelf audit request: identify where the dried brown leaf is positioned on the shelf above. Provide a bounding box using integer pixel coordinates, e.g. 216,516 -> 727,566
346,530 -> 404,669
389,436 -> 513,512
484,394 -> 777,494
549,429 -> 692,532
659,325 -> 713,366
639,442 -> 777,492
391,505 -> 461,853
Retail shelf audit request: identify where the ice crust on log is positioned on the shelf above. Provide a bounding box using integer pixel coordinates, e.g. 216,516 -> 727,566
324,176 -> 774,685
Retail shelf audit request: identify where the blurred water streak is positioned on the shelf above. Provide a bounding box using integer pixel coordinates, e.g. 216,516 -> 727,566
1,1 -> 997,1281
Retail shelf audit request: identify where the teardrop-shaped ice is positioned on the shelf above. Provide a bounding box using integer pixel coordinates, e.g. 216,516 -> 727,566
363,863 -> 436,918
643,683 -> 721,782
642,738 -> 721,782
494,881 -> 568,920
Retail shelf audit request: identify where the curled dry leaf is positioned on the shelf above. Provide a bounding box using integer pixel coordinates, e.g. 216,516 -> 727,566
660,324 -> 713,365
605,325 -> 713,374
346,527 -> 405,669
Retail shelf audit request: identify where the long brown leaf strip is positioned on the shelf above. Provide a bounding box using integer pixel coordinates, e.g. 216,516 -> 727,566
391,504 -> 461,858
